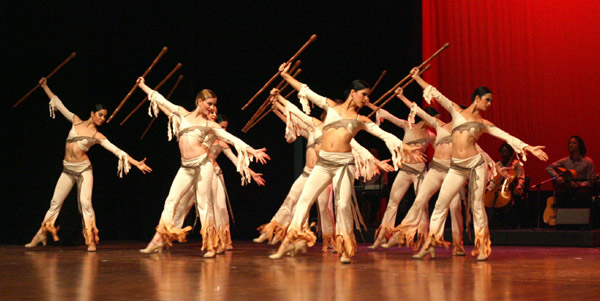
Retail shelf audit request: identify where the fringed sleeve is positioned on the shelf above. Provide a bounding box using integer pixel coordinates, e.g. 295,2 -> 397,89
363,122 -> 404,170
297,84 -> 328,114
211,128 -> 254,185
350,139 -> 376,181
98,139 -> 131,178
486,125 -> 530,162
375,108 -> 408,129
48,95 -> 75,122
222,147 -> 239,166
148,90 -> 180,118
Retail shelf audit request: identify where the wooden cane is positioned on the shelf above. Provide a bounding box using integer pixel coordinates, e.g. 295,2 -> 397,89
107,47 -> 168,123
242,64 -> 302,131
368,70 -> 387,96
367,65 -> 431,118
120,63 -> 182,126
140,74 -> 184,140
13,52 -> 77,108
243,88 -> 298,133
372,42 -> 449,106
241,34 -> 317,111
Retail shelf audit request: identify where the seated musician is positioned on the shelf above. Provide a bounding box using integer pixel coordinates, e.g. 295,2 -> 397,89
487,142 -> 527,229
546,136 -> 595,208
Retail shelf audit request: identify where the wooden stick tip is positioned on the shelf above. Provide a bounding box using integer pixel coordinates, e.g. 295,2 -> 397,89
310,34 -> 317,41
162,46 -> 169,51
444,42 -> 450,47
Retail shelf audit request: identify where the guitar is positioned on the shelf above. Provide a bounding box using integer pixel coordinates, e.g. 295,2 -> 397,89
484,169 -> 517,210
543,196 -> 557,226
552,166 -> 578,191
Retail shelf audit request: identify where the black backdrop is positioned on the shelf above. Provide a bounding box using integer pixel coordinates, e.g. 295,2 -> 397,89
1,1 -> 421,244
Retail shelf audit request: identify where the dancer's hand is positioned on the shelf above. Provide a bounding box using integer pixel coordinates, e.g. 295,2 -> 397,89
250,147 -> 271,164
250,170 -> 266,186
410,67 -> 420,78
394,87 -> 404,98
524,145 -> 548,161
136,158 -> 153,174
375,159 -> 395,173
39,77 -> 48,86
279,62 -> 291,74
402,143 -> 427,163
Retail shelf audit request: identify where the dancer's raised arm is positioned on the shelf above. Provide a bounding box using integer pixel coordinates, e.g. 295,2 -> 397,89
483,120 -> 548,162
395,87 -> 439,128
279,62 -> 337,113
410,68 -> 462,113
137,77 -> 186,117
40,78 -> 75,122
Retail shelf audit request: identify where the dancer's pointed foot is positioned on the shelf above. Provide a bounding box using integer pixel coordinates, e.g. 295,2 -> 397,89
340,255 -> 351,264
269,241 -> 294,259
253,232 -> 268,243
87,242 -> 97,252
381,234 -> 400,249
25,232 -> 47,248
412,246 -> 435,259
294,240 -> 308,255
367,237 -> 386,250
203,249 -> 216,258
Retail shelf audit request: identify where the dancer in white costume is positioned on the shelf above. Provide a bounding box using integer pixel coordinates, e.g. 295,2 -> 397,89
166,109 -> 266,254
408,67 -> 548,260
364,100 -> 434,249
256,89 -> 394,252
136,77 -> 269,257
270,62 -> 424,263
25,77 -> 153,252
381,88 -> 465,255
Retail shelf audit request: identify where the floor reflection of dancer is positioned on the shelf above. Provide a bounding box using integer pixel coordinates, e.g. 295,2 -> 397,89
365,99 -> 434,249
25,77 -> 153,252
381,88 -> 465,255
270,62 -> 423,263
136,77 -> 269,257
169,108 -> 266,254
409,67 -> 548,260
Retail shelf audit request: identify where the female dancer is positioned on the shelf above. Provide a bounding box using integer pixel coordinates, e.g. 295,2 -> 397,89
409,67 -> 548,260
381,88 -> 465,255
25,77 -> 153,252
365,101 -> 434,249
257,89 -> 393,252
137,77 -> 270,257
270,62 -> 424,263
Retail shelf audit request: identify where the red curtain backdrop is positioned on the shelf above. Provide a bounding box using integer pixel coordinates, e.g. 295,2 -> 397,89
422,0 -> 600,186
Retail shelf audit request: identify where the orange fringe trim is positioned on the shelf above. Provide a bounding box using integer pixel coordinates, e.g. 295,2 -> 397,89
42,222 -> 60,242
156,222 -> 192,247
374,225 -> 395,241
471,229 -> 492,257
321,235 -> 335,252
201,226 -> 219,251
285,228 -> 317,247
257,221 -> 288,243
425,233 -> 451,250
217,227 -> 232,250
335,234 -> 357,258
84,225 -> 99,246
394,225 -> 426,251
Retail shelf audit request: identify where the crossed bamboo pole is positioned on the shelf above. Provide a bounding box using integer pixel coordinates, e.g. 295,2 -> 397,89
241,61 -> 302,132
107,47 -> 168,123
367,42 -> 449,118
140,74 -> 184,140
13,52 -> 77,108
370,42 -> 449,108
120,63 -> 182,126
241,34 -> 317,111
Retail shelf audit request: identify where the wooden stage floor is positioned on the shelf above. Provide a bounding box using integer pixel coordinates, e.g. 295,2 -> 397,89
2,241 -> 600,300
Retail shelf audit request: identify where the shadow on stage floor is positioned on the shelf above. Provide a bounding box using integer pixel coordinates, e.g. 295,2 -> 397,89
2,241 -> 600,300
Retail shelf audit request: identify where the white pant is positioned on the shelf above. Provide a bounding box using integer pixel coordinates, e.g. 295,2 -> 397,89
394,159 -> 463,252
424,154 -> 490,257
286,152 -> 358,258
377,162 -> 426,239
157,154 -> 217,251
37,160 -> 98,245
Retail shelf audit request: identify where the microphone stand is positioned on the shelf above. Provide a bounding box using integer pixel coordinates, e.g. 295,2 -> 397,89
531,177 -> 556,229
